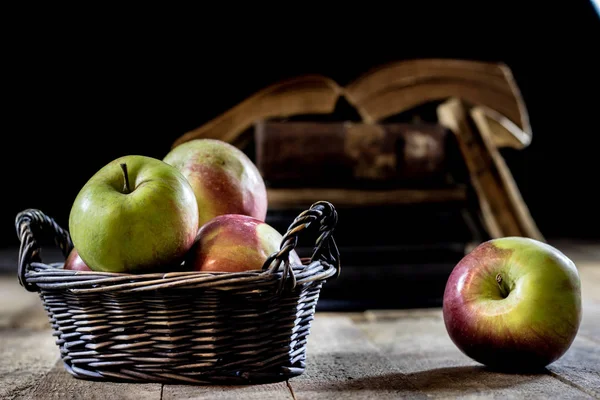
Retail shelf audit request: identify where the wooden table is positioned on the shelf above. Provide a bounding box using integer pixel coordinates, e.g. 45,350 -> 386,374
1,240 -> 599,399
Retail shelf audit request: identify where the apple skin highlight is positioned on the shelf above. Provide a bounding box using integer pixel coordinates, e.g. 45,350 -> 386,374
443,237 -> 582,371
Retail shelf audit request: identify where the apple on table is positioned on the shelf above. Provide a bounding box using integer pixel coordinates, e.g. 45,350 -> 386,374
68,155 -> 199,273
443,236 -> 582,371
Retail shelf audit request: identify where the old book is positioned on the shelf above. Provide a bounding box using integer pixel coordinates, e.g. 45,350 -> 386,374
343,58 -> 530,137
254,120 -> 450,187
171,58 -> 531,151
436,97 -> 544,241
172,75 -> 342,148
169,58 -> 541,241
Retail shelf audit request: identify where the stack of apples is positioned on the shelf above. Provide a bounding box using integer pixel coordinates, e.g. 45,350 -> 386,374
65,139 -> 301,274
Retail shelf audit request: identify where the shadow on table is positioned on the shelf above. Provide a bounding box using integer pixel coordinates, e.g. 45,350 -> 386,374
303,353 -> 549,393
404,365 -> 548,391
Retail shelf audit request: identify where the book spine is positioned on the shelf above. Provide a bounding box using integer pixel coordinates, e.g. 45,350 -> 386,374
254,121 -> 449,186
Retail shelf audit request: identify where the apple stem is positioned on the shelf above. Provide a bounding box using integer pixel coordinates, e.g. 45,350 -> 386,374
121,163 -> 131,194
495,273 -> 510,298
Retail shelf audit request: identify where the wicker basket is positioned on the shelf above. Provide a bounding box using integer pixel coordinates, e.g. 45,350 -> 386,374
15,201 -> 340,385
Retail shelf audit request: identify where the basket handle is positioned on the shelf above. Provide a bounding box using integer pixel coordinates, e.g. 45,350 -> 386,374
15,202 -> 339,293
261,200 -> 340,292
15,209 -> 73,292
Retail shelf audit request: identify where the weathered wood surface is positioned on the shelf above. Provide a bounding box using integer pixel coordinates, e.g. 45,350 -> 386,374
14,361 -> 162,400
0,329 -> 58,399
291,316 -> 425,399
0,281 -> 59,400
162,382 -> 294,400
547,335 -> 600,398
1,241 -> 598,399
355,309 -> 598,399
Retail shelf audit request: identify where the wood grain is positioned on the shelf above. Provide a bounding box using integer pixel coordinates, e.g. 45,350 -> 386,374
580,262 -> 600,304
162,381 -> 293,399
548,335 -> 600,398
355,309 -> 596,399
0,330 -> 59,399
14,361 -> 162,400
579,263 -> 600,343
290,314 -> 426,399
0,276 -> 61,399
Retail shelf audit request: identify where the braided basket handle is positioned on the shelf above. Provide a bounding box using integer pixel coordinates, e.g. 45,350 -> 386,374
261,200 -> 340,291
15,209 -> 74,292
15,202 -> 340,293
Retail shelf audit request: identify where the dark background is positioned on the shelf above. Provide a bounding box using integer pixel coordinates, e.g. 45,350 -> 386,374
3,2 -> 600,253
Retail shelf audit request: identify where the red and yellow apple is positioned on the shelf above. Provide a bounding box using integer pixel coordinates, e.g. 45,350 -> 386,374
63,248 -> 91,271
163,139 -> 268,228
185,213 -> 301,273
443,237 -> 582,371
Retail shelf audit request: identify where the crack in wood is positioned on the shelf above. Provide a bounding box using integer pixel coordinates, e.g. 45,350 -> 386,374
286,380 -> 298,400
547,370 -> 600,399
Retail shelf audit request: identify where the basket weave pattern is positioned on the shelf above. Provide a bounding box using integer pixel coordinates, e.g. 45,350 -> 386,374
16,201 -> 340,384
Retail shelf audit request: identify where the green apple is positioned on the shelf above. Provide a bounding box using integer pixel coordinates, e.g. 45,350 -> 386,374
443,237 -> 582,371
163,139 -> 268,228
68,155 -> 199,273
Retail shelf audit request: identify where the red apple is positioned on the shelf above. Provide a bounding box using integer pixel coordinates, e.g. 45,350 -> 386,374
163,139 -> 268,228
64,248 -> 91,271
186,214 -> 301,273
443,237 -> 582,371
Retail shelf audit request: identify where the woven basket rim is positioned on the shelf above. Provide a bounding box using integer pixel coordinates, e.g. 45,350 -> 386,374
16,201 -> 341,295
25,259 -> 336,294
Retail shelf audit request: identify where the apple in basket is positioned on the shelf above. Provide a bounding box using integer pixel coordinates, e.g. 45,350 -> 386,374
185,213 -> 302,273
68,155 -> 199,273
163,138 -> 268,228
442,237 -> 582,371
63,248 -> 91,271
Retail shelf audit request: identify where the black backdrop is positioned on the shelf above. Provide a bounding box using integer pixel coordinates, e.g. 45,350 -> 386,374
3,2 -> 600,248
